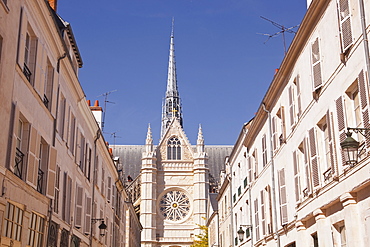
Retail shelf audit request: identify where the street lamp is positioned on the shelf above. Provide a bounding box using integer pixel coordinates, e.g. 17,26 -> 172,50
91,218 -> 107,237
340,127 -> 370,166
237,225 -> 252,242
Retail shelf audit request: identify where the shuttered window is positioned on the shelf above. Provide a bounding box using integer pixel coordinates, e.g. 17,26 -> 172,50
293,151 -> 300,202
278,168 -> 288,225
75,185 -> 83,228
261,190 -> 266,236
337,0 -> 353,52
254,199 -> 260,240
85,196 -> 92,234
358,70 -> 370,148
336,96 -> 347,165
309,128 -> 320,188
288,85 -> 295,127
311,38 -> 322,94
262,135 -> 267,167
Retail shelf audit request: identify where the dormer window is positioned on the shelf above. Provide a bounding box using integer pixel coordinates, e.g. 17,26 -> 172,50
167,137 -> 181,160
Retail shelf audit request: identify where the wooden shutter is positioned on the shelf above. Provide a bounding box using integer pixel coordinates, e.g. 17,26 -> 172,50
46,147 -> 57,198
296,76 -> 302,117
336,96 -> 347,165
303,138 -> 312,195
262,135 -> 267,167
254,199 -> 260,240
312,38 -> 322,93
288,86 -> 295,127
278,168 -> 288,225
326,110 -> 337,176
272,117 -> 278,151
309,128 -> 320,188
358,70 -> 370,148
107,176 -> 112,203
337,0 -> 353,51
66,175 -> 72,224
293,151 -> 300,202
85,196 -> 92,234
27,126 -> 40,188
75,185 -> 83,228
248,156 -> 252,183
261,190 -> 266,236
280,106 -> 286,143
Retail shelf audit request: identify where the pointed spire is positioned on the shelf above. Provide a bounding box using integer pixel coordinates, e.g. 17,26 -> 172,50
146,124 -> 153,153
161,18 -> 183,137
197,124 -> 204,153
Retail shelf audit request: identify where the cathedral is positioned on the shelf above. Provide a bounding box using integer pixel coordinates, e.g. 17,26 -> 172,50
113,22 -> 232,246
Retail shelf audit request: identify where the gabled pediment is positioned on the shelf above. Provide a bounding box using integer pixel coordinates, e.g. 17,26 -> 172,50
157,118 -> 194,162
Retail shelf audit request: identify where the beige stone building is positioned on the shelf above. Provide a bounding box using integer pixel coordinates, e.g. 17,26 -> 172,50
226,0 -> 370,246
0,0 -> 140,246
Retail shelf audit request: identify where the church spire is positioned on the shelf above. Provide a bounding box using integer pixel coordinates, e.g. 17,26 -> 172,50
145,124 -> 153,153
161,18 -> 183,137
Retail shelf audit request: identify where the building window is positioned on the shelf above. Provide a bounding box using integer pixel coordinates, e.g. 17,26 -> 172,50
3,202 -> 24,241
37,138 -> 49,194
62,173 -> 72,224
337,0 -> 353,53
43,60 -> 54,111
14,117 -> 29,179
317,114 -> 334,180
312,233 -> 319,247
262,135 -> 267,167
167,137 -> 181,160
60,229 -> 69,247
311,38 -> 322,97
54,165 -> 60,213
68,114 -> 76,154
23,27 -> 38,85
58,94 -> 66,139
28,212 -> 45,247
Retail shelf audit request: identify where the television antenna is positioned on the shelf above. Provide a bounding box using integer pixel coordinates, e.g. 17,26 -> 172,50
258,16 -> 300,55
98,90 -> 117,132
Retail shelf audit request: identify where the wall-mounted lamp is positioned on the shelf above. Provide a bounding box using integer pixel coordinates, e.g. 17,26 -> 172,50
340,127 -> 370,166
91,218 -> 107,237
237,225 -> 252,242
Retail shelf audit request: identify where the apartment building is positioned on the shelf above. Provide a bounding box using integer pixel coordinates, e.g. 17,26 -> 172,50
227,0 -> 370,246
0,0 -> 140,246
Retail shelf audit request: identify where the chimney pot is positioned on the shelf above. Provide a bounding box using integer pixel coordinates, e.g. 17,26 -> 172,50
87,100 -> 91,106
94,100 -> 99,107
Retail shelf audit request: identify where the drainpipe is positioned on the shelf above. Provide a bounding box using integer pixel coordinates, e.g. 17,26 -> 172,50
89,128 -> 101,247
248,181 -> 253,247
53,53 -> 67,146
262,103 -> 280,247
358,0 -> 370,85
227,163 -> 235,247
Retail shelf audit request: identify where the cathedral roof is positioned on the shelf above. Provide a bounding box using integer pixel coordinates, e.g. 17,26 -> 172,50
112,144 -> 232,185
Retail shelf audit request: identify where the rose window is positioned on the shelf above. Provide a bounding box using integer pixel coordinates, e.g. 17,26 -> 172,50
159,190 -> 190,221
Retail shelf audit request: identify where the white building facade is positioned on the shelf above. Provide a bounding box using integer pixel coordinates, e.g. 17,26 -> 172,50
228,0 -> 370,246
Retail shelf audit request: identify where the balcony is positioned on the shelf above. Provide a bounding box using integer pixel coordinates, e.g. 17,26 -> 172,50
14,148 -> 24,179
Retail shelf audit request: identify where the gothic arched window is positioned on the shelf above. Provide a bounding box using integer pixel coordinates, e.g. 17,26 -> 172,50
167,137 -> 181,160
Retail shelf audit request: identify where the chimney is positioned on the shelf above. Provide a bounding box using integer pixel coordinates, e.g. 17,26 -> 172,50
90,100 -> 103,129
47,0 -> 58,11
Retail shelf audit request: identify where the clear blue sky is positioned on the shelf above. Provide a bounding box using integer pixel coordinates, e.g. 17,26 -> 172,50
58,0 -> 307,145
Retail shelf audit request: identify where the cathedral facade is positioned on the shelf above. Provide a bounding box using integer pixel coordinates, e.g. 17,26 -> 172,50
113,23 -> 232,246
140,24 -> 210,246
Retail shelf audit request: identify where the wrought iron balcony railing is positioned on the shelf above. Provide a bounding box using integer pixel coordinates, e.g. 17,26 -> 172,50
14,148 -> 24,179
37,168 -> 44,193
43,94 -> 49,108
23,63 -> 32,82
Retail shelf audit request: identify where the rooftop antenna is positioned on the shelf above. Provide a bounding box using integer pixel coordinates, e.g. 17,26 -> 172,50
258,16 -> 300,55
98,90 -> 117,132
